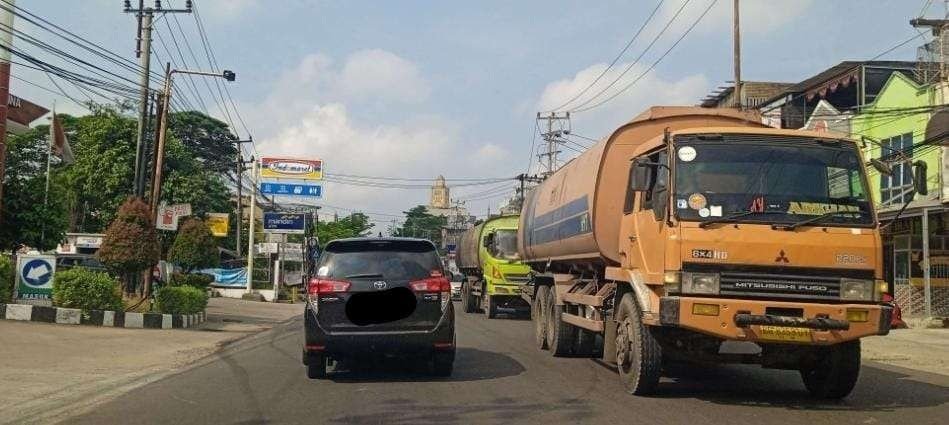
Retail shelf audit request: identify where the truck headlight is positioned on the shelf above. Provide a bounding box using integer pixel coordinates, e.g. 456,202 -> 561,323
681,272 -> 720,295
840,279 -> 874,301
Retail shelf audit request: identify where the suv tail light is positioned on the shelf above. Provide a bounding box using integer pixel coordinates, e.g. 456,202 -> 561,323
410,277 -> 451,310
307,278 -> 351,295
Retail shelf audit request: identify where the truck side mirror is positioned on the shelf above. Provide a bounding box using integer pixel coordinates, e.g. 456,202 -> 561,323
482,232 -> 494,249
913,160 -> 928,196
628,160 -> 652,192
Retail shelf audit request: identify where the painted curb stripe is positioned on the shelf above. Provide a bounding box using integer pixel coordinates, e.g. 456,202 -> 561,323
0,304 -> 6,319
31,306 -> 57,323
124,312 -> 143,328
5,304 -> 32,321
81,310 -> 104,326
103,310 -> 115,327
55,308 -> 81,325
172,315 -> 183,328
113,311 -> 124,327
162,314 -> 172,329
142,313 -> 163,329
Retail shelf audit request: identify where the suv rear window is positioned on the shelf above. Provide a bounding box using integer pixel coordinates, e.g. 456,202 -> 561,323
318,240 -> 442,281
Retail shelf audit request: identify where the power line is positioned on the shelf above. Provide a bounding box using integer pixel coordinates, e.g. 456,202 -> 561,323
547,0 -> 665,112
568,0 -> 695,112
573,0 -> 719,113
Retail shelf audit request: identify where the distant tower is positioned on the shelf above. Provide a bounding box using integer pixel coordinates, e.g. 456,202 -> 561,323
430,175 -> 450,209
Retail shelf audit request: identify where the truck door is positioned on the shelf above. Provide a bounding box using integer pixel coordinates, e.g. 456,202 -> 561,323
620,149 -> 667,284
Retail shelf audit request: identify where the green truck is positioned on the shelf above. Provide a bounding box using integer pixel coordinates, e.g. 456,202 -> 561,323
456,215 -> 532,318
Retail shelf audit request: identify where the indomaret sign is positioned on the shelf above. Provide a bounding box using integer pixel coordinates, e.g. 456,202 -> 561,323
260,157 -> 323,180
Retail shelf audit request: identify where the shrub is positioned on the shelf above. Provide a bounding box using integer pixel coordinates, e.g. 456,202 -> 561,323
52,267 -> 124,312
168,218 -> 219,273
0,255 -> 13,303
97,197 -> 160,292
170,272 -> 214,288
155,285 -> 208,315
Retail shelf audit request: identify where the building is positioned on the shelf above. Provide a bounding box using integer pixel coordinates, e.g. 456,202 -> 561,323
425,176 -> 475,251
699,81 -> 794,109
851,70 -> 948,317
758,61 -> 921,129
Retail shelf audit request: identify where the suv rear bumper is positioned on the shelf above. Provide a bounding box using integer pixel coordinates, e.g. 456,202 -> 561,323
303,304 -> 455,360
658,296 -> 891,345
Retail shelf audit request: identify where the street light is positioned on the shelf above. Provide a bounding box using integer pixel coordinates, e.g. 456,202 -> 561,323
145,63 -> 237,296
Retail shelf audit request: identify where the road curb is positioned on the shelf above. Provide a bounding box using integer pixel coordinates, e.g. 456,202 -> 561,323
0,303 -> 206,329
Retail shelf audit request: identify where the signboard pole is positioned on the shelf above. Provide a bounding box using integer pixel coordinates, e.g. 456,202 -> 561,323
245,160 -> 257,294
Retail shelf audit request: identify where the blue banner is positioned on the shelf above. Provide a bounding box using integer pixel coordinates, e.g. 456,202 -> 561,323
200,268 -> 248,287
260,182 -> 322,198
263,212 -> 307,234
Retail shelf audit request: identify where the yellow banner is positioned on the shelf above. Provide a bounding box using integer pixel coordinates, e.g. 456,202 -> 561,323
207,213 -> 230,237
260,157 -> 323,180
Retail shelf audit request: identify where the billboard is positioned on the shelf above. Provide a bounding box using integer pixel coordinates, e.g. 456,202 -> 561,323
260,182 -> 322,198
263,212 -> 307,234
260,157 -> 323,180
156,203 -> 192,231
207,213 -> 230,237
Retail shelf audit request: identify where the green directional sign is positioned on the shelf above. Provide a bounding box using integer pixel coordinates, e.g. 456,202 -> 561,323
16,254 -> 56,301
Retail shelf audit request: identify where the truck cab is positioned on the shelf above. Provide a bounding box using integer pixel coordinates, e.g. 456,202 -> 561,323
459,215 -> 532,318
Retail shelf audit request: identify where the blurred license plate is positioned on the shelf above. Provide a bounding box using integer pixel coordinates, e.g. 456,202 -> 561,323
759,326 -> 811,342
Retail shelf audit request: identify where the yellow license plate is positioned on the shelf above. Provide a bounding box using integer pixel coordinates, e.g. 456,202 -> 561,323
758,326 -> 812,342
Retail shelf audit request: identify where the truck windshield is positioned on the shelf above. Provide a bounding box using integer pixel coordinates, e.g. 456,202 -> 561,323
673,137 -> 874,227
493,230 -> 519,258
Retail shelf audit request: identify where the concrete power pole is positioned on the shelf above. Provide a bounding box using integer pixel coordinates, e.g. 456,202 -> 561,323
536,112 -> 570,178
733,0 -> 742,109
124,0 -> 192,198
0,0 -> 13,226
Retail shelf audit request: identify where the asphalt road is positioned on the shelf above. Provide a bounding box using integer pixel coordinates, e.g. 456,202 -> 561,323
66,303 -> 949,425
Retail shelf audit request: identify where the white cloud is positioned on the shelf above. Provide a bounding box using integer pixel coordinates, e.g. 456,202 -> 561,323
648,0 -> 813,38
536,62 -> 709,138
245,50 -> 499,227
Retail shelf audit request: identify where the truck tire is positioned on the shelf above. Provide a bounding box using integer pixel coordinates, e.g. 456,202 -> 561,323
575,328 -> 595,357
800,340 -> 861,399
546,288 -> 576,357
614,293 -> 662,395
306,354 -> 327,379
533,285 -> 549,350
484,295 -> 497,319
463,282 -> 478,314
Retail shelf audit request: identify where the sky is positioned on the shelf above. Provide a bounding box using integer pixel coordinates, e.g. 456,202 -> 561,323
10,0 -> 946,230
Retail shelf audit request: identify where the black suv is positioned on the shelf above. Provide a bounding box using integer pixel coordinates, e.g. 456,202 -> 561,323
302,238 -> 455,378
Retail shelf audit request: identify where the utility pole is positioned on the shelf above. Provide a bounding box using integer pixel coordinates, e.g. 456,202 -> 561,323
124,0 -> 193,198
246,159 -> 257,294
911,16 -> 949,83
232,139 -> 253,257
733,0 -> 742,109
536,112 -> 571,178
0,0 -> 14,226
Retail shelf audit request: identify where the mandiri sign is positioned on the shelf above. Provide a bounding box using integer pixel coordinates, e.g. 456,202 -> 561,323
263,212 -> 307,234
260,157 -> 323,180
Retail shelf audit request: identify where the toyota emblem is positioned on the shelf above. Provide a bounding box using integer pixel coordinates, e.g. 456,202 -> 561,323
373,281 -> 388,290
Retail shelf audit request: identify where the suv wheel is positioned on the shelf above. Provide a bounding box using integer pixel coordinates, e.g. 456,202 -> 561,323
432,351 -> 454,377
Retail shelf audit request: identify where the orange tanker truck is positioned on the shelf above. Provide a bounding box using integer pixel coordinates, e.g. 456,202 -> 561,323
518,106 -> 925,398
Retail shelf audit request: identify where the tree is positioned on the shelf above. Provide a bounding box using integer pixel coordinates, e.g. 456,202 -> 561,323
391,206 -> 446,247
315,213 -> 374,245
169,111 -> 238,175
167,218 -> 220,273
97,197 -> 160,293
0,127 -> 69,252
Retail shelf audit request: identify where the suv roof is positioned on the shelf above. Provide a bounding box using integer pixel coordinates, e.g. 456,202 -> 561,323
324,237 -> 438,253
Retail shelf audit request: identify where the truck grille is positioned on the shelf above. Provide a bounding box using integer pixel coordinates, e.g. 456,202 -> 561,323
504,273 -> 531,284
684,263 -> 874,301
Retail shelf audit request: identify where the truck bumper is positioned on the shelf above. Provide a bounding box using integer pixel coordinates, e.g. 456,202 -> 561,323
658,296 -> 891,345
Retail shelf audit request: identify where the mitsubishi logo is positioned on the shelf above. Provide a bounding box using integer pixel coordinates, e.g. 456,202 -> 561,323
372,281 -> 388,290
775,250 -> 790,263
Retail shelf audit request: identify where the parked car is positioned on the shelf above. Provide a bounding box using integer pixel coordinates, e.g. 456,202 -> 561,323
302,238 -> 455,378
56,254 -> 107,272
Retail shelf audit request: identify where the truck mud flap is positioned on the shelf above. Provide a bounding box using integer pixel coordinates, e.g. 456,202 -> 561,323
734,314 -> 850,331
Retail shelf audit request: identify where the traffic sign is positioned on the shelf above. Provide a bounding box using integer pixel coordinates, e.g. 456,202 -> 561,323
263,212 -> 307,234
16,255 -> 56,300
260,182 -> 322,198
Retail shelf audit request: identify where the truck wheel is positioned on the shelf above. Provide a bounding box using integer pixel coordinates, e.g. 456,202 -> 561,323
800,340 -> 861,399
533,285 -> 549,350
484,295 -> 497,319
575,328 -> 595,357
462,282 -> 478,313
546,288 -> 576,357
306,354 -> 327,379
614,293 -> 662,395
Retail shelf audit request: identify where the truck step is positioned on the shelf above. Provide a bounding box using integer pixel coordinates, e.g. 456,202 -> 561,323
561,292 -> 606,307
562,312 -> 604,332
